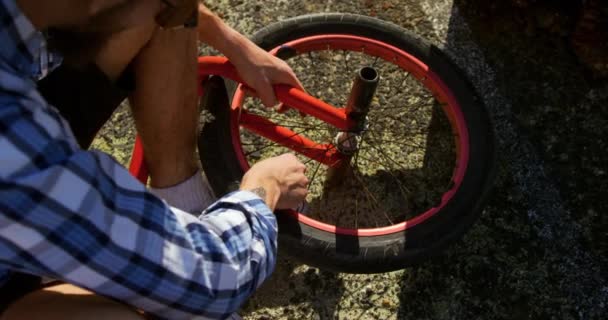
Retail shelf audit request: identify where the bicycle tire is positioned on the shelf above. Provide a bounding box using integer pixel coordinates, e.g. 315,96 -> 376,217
198,13 -> 495,273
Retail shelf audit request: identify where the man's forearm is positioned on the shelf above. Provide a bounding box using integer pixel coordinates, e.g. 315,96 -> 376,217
197,3 -> 257,65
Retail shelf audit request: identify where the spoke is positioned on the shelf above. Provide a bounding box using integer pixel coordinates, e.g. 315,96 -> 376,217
343,50 -> 351,75
337,183 -> 347,227
367,117 -> 419,134
358,154 -> 439,189
363,132 -> 425,149
242,120 -> 328,131
255,116 -> 332,132
374,98 -> 430,111
353,146 -> 361,169
243,127 -> 314,157
302,143 -> 337,165
303,52 -> 317,92
371,56 -> 380,68
363,127 -> 425,146
368,117 -> 419,133
307,160 -> 324,192
351,169 -> 393,226
368,124 -> 427,138
401,71 -> 412,86
351,128 -> 371,169
360,46 -> 371,68
272,120 -> 334,135
354,197 -> 359,229
356,152 -> 411,200
248,139 -> 334,157
368,135 -> 416,171
361,131 -> 416,172
370,115 -> 420,132
302,157 -> 317,166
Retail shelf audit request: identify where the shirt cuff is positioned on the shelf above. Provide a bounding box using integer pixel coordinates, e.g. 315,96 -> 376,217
201,190 -> 274,217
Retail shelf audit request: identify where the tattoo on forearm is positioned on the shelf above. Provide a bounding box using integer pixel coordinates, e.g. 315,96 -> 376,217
250,187 -> 267,202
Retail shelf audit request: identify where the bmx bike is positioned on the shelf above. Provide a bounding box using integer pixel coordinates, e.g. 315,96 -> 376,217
128,13 -> 495,274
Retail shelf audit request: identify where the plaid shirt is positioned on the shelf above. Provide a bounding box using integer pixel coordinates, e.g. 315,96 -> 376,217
0,0 -> 277,318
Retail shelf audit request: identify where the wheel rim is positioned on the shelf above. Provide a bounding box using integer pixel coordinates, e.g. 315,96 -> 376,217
229,35 -> 470,237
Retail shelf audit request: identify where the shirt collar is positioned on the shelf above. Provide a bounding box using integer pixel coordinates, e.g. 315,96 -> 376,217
0,0 -> 49,78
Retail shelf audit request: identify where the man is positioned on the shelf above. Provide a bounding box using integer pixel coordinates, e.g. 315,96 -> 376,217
0,0 -> 308,318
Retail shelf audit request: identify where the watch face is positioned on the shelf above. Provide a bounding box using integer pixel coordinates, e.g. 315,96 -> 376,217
156,0 -> 198,29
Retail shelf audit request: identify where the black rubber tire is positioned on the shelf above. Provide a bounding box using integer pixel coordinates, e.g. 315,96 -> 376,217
199,13 -> 495,273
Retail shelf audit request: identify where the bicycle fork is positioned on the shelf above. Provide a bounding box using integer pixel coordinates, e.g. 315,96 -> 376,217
326,66 -> 380,186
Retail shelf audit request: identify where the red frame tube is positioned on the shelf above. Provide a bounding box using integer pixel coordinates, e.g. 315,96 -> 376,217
128,137 -> 148,183
197,57 -> 351,130
240,112 -> 342,166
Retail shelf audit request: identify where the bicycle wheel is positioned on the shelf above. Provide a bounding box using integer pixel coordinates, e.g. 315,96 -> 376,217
198,13 -> 495,273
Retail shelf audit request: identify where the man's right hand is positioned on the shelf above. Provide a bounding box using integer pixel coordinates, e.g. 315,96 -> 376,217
240,153 -> 309,211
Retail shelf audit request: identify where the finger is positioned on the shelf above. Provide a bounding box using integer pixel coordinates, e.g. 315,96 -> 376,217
242,86 -> 258,98
274,60 -> 305,90
275,103 -> 289,113
291,74 -> 305,92
256,80 -> 279,109
284,153 -> 298,161
276,68 -> 305,92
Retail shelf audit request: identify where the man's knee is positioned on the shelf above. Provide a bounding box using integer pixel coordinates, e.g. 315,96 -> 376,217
1,284 -> 145,320
95,24 -> 197,83
94,22 -> 158,82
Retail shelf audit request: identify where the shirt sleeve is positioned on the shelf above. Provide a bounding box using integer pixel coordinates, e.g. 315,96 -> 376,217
0,91 -> 277,319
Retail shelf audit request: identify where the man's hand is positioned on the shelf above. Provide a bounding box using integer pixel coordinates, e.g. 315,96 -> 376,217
229,42 -> 304,109
240,153 -> 309,211
197,4 -> 304,109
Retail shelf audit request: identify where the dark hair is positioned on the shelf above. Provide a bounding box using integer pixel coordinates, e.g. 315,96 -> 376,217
45,29 -> 108,68
46,0 -> 147,68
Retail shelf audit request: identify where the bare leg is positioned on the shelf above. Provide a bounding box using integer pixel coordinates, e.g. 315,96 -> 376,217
1,284 -> 144,320
128,27 -> 200,188
92,23 -> 210,211
94,23 -> 200,189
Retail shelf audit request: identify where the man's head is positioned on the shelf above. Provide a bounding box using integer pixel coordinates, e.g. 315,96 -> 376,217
52,0 -> 197,34
19,0 -> 197,66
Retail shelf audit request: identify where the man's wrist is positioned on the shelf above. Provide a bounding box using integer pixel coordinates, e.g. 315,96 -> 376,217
249,187 -> 267,203
241,181 -> 280,211
197,4 -> 254,63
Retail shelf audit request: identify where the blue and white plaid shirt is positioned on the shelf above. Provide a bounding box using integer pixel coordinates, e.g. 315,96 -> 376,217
0,0 -> 277,318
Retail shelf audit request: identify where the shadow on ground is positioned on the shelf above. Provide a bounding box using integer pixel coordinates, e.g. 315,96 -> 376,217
398,1 -> 607,319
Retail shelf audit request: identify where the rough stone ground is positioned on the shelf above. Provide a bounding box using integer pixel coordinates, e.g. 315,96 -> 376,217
92,0 -> 608,319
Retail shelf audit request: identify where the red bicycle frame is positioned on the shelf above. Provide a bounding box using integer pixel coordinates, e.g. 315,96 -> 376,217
128,56 -> 353,183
